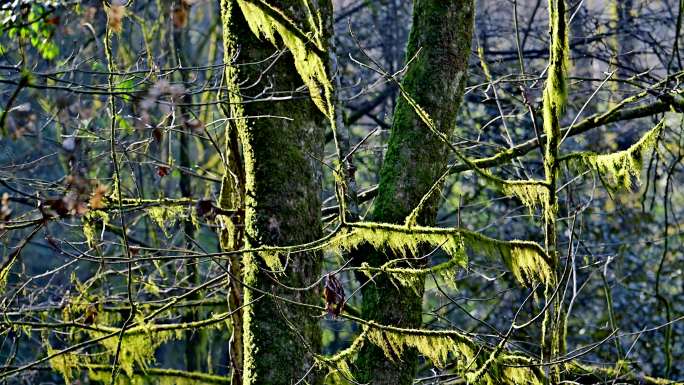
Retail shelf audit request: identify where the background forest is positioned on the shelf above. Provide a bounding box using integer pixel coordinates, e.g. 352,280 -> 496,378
0,0 -> 683,384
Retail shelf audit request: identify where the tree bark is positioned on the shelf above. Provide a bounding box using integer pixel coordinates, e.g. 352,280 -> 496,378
220,1 -> 328,384
354,1 -> 474,384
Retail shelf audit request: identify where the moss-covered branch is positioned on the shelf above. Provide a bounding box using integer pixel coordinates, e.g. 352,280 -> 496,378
258,221 -> 553,287
321,88 -> 684,217
85,365 -> 230,385
561,118 -> 664,190
316,320 -> 545,385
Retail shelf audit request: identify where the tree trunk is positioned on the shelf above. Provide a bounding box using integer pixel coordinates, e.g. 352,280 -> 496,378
354,1 -> 474,384
171,0 -> 207,373
220,1 -> 327,384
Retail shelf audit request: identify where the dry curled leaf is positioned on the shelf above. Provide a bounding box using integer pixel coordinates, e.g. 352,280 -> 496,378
157,165 -> 170,177
172,2 -> 189,29
105,4 -> 126,33
0,193 -> 12,222
45,16 -> 60,26
323,273 -> 345,318
83,303 -> 98,325
42,197 -> 70,218
152,127 -> 163,142
89,185 -> 108,209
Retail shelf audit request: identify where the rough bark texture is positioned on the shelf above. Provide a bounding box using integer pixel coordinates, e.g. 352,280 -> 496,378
221,1 -> 327,384
354,1 -> 474,384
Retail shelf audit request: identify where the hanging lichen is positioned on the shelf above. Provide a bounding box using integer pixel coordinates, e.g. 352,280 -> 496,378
328,224 -> 467,266
0,254 -> 16,293
462,230 -> 554,286
365,323 -> 473,368
362,323 -> 545,385
46,315 -> 178,384
315,330 -> 366,383
567,119 -> 663,190
146,205 -> 186,237
315,323 -> 544,385
321,222 -> 553,287
83,210 -> 110,247
90,320 -> 174,377
257,247 -> 286,271
47,346 -> 84,385
236,0 -> 333,118
501,180 -> 552,221
356,247 -> 464,295
228,221 -> 551,289
240,220 -> 552,288
86,366 -> 230,385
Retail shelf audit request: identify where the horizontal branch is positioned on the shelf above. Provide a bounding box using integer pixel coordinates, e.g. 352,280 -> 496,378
322,90 -> 684,215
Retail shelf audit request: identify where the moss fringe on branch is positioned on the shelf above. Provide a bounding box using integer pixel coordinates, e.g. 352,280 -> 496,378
315,322 -> 545,385
47,310 -> 231,383
564,119 -> 664,190
390,64 -> 555,224
86,365 -> 229,385
237,0 -> 333,118
259,222 -> 553,287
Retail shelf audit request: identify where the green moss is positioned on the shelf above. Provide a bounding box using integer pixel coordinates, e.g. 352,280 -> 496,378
330,224 -> 466,265
83,210 -> 110,247
86,366 -> 229,385
315,330 -> 366,383
47,313 -> 214,384
370,0 -> 472,227
237,0 -> 333,119
90,318 -> 174,377
242,221 -> 553,287
502,181 -> 552,222
257,248 -> 285,271
388,82 -> 556,224
538,1 -> 569,372
0,253 -> 16,293
48,314 -> 233,384
326,222 -> 553,287
316,322 -> 545,384
465,231 -> 554,286
146,205 -> 186,237
542,0 -> 569,142
567,362 -> 674,385
221,1 -> 327,383
361,323 -> 545,385
569,119 -> 663,190
365,324 -> 472,369
47,347 -> 83,385
218,172 -> 238,212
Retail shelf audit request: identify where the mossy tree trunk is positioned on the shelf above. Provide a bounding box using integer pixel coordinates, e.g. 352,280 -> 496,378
220,1 -> 329,384
354,1 -> 474,384
541,0 -> 568,382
